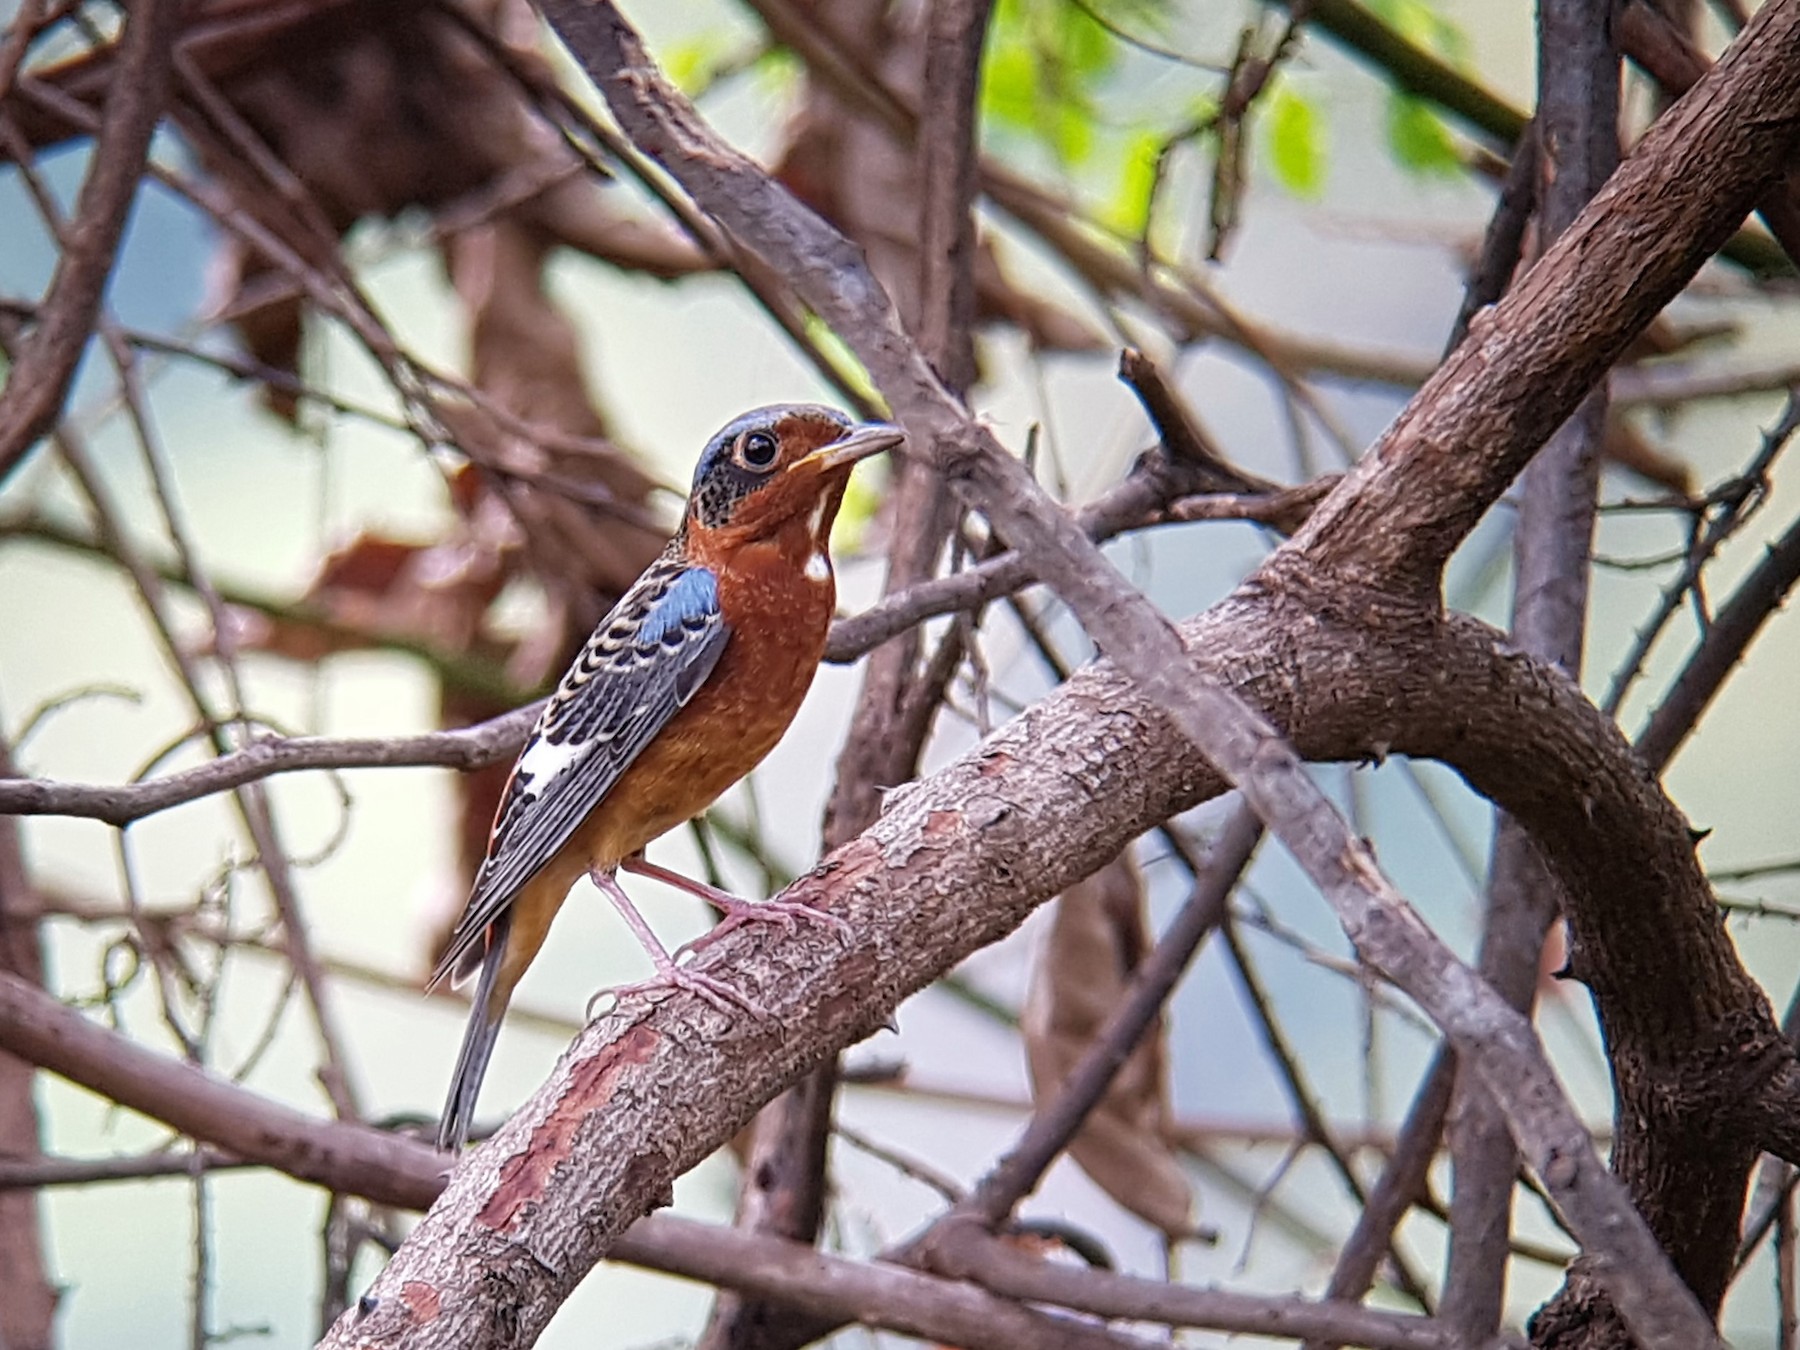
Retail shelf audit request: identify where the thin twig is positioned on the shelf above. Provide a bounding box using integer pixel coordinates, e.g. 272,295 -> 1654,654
1220,913 -> 1435,1309
1605,392 -> 1800,720
959,805 -> 1260,1229
1305,1049 -> 1457,1350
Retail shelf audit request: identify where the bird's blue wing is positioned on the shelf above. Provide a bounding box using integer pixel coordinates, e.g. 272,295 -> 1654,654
431,555 -> 730,986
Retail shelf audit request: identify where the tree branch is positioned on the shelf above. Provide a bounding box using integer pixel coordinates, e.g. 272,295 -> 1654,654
924,1221 -> 1455,1349
0,708 -> 540,826
0,732 -> 55,1350
714,3 -> 998,1338
1278,0 -> 1800,597
1305,1047 -> 1457,1349
959,805 -> 1259,1227
1443,0 -> 1617,1335
1637,502 -> 1800,771
0,0 -> 182,482
6,6 -> 1798,1348
1616,0 -> 1800,269
0,952 -> 1439,1350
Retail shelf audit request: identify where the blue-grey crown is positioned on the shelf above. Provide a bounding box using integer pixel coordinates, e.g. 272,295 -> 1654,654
686,403 -> 853,529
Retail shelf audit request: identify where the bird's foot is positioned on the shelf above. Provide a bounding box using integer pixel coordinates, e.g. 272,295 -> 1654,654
674,895 -> 851,962
588,865 -> 772,1021
622,855 -> 851,955
590,957 -> 770,1022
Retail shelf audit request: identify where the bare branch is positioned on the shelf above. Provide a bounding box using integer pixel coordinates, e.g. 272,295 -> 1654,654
1605,392 -> 1800,719
0,967 -> 1439,1350
1279,0 -> 1800,595
1306,1048 -> 1457,1346
0,0 -> 181,482
306,5 -> 1800,1345
1637,502 -> 1800,771
0,710 -> 538,826
1443,0 -> 1617,1334
924,1222 -> 1456,1350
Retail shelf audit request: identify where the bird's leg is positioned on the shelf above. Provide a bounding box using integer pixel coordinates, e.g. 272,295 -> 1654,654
587,868 -> 769,1020
621,854 -> 852,957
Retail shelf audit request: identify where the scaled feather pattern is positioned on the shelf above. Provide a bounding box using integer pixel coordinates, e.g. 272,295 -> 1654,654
433,551 -> 729,987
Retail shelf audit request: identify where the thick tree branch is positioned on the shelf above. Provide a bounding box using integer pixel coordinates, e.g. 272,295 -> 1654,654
1443,1 -> 1617,1337
0,902 -> 1443,1350
4,6 -> 1797,1348
1279,0 -> 1800,596
1616,0 -> 1800,269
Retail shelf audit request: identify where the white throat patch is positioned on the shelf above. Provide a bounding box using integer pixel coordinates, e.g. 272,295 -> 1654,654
805,497 -> 834,585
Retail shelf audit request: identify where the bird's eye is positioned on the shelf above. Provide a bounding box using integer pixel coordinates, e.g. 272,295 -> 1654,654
737,431 -> 779,471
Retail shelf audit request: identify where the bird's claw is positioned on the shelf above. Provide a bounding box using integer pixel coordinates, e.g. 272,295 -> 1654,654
591,961 -> 772,1022
675,895 -> 852,963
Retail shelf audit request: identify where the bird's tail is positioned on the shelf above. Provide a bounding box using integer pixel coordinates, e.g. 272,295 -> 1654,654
437,913 -> 511,1153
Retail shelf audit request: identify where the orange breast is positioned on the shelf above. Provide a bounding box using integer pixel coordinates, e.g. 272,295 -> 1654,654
568,533 -> 836,868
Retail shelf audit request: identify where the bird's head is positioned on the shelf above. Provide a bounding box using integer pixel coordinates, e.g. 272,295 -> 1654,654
682,404 -> 904,549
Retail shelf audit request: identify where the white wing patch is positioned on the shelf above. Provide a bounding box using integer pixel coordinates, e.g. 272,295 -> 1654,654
804,551 -> 831,584
514,735 -> 583,799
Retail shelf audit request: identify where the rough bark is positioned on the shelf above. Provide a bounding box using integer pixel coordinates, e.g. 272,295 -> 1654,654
462,3 -> 1800,1344
0,958 -> 1463,1350
300,543 -> 1780,1348
1443,0 -> 1618,1337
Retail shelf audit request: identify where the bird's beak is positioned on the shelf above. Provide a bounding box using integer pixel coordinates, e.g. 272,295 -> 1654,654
798,422 -> 905,473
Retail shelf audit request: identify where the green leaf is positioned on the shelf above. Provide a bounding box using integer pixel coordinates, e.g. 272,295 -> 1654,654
800,313 -> 885,415
1101,128 -> 1165,235
748,44 -> 800,98
665,36 -> 729,94
1058,3 -> 1117,81
979,0 -> 1118,166
1386,92 -> 1463,176
1364,0 -> 1470,64
1266,84 -> 1325,197
982,41 -> 1044,137
1050,103 -> 1095,165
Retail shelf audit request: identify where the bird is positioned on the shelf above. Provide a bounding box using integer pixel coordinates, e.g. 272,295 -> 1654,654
428,404 -> 904,1152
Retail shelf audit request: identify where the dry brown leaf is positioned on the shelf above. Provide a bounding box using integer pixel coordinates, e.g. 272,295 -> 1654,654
772,0 -> 1100,357
223,523 -> 508,663
1022,852 -> 1197,1239
447,211 -> 670,607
